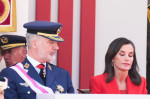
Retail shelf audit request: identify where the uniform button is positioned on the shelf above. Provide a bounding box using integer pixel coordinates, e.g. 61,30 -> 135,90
27,91 -> 30,94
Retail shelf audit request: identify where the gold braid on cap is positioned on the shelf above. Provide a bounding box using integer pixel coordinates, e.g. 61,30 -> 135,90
37,32 -> 64,41
1,43 -> 26,50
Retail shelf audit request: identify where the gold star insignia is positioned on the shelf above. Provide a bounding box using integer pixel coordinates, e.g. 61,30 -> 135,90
24,63 -> 30,69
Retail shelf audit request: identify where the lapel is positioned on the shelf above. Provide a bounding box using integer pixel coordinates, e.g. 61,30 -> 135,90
22,57 -> 44,85
126,75 -> 138,94
106,77 -> 120,94
106,74 -> 138,94
46,63 -> 56,87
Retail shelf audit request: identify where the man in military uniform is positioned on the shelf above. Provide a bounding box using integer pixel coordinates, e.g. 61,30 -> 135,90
0,35 -> 27,67
0,38 -> 9,99
1,21 -> 74,99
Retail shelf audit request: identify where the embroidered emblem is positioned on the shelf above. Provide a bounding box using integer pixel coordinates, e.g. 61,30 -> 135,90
24,63 -> 30,69
1,36 -> 8,44
19,82 -> 29,87
24,82 -> 29,87
56,85 -> 64,93
57,27 -> 62,34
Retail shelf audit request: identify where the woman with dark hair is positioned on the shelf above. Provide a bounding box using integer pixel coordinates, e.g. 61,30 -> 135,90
89,37 -> 147,94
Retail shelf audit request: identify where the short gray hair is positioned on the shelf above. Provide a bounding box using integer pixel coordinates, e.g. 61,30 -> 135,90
26,33 -> 41,49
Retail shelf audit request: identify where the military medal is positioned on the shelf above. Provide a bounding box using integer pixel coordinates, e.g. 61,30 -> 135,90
43,69 -> 46,78
56,85 -> 64,93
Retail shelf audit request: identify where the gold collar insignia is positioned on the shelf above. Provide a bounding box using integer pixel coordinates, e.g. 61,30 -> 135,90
24,63 -> 30,69
48,64 -> 52,70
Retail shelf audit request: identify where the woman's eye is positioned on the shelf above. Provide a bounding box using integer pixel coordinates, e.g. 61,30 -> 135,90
129,54 -> 133,57
120,54 -> 124,56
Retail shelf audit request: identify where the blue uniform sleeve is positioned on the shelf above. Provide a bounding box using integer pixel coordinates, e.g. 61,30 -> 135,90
1,68 -> 36,99
1,68 -> 19,99
66,71 -> 74,93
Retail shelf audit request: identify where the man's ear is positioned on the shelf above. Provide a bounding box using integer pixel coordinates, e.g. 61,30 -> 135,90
31,40 -> 38,49
21,47 -> 27,60
22,48 -> 27,56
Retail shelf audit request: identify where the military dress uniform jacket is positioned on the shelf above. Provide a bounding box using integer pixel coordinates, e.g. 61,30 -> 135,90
1,58 -> 74,99
89,73 -> 147,94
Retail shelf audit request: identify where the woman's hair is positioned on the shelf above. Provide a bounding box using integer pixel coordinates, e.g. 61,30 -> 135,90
104,37 -> 141,86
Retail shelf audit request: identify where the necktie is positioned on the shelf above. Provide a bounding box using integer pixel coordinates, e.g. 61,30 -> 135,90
36,64 -> 46,85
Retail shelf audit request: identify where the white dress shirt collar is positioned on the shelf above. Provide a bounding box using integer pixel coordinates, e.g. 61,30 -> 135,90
27,55 -> 46,74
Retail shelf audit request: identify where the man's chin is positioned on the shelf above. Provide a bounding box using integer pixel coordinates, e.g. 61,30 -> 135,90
6,64 -> 11,67
48,56 -> 56,62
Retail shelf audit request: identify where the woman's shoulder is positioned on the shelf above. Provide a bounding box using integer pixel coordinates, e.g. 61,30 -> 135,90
140,76 -> 146,79
138,76 -> 147,94
140,76 -> 146,82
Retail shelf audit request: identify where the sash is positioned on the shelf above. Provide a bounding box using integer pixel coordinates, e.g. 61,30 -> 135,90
10,63 -> 54,94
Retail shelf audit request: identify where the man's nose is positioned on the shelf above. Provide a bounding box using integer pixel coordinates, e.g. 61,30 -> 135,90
53,43 -> 59,50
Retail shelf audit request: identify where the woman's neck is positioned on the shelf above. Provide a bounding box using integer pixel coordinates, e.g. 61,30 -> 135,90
115,70 -> 128,82
114,71 -> 128,90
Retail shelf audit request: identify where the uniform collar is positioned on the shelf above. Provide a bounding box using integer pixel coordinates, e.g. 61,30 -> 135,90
27,55 -> 46,74
27,55 -> 46,67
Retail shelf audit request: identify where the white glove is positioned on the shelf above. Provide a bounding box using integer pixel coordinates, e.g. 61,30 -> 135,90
0,77 -> 8,91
